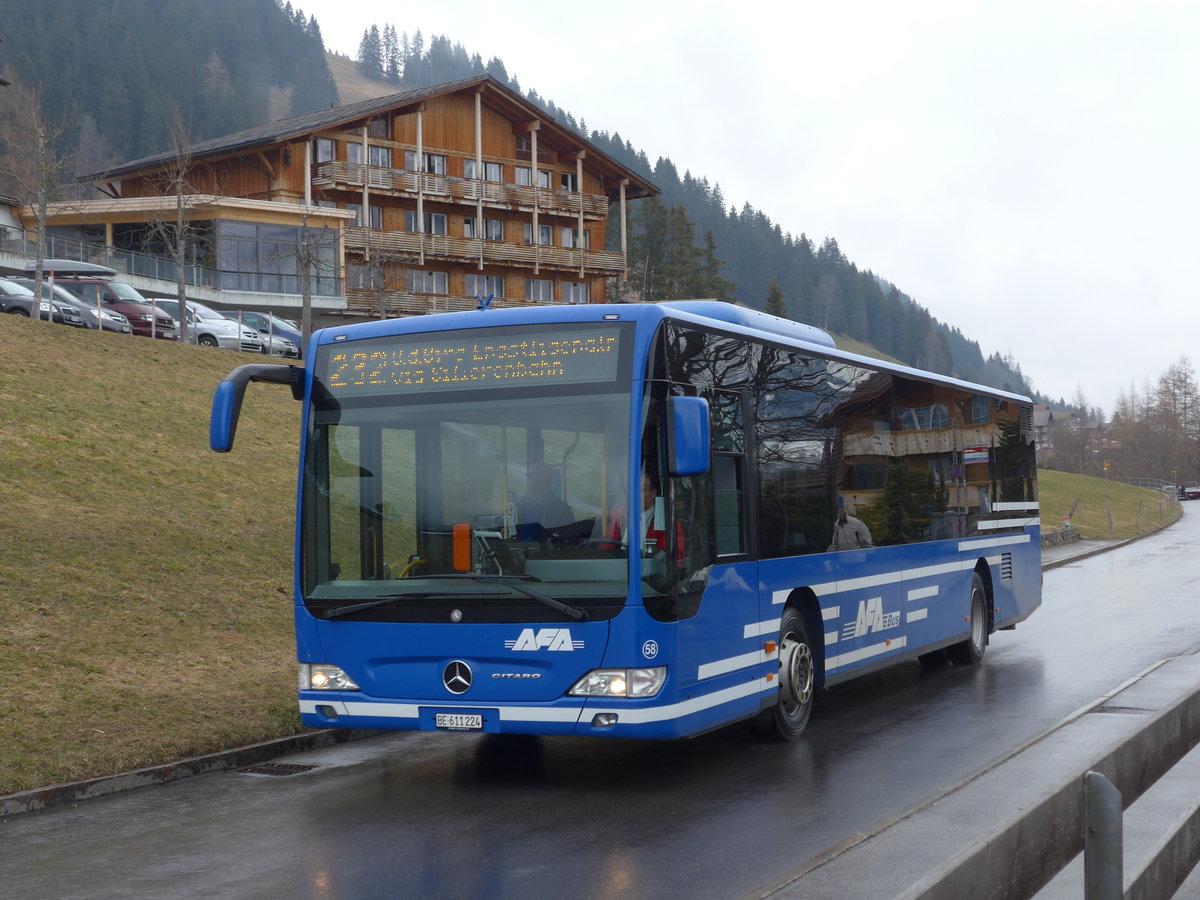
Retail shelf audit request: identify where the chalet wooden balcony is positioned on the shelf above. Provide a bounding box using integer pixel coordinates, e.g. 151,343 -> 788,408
344,288 -> 591,318
312,163 -> 610,219
342,226 -> 627,275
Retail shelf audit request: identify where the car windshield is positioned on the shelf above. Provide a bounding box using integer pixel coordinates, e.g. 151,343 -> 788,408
0,278 -> 35,297
109,283 -> 147,302
190,303 -> 226,321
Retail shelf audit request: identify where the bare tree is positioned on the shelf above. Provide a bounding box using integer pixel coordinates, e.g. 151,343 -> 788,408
0,78 -> 73,323
140,112 -> 219,345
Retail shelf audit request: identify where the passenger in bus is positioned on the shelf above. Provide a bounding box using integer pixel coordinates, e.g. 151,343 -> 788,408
604,472 -> 684,557
828,506 -> 873,551
516,461 -> 575,541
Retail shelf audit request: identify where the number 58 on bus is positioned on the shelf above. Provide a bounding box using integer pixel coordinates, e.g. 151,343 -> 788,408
211,300 -> 1040,741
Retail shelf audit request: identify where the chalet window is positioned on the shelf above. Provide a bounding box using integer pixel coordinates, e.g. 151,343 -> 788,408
313,138 -> 335,163
560,172 -> 578,192
515,167 -> 551,189
404,151 -> 446,175
463,217 -> 502,240
561,228 -> 589,249
407,270 -> 448,294
464,159 -> 502,181
369,146 -> 392,167
466,274 -> 505,298
347,143 -> 363,164
348,204 -> 383,229
972,395 -> 990,425
368,116 -> 389,138
406,211 -> 447,235
525,278 -> 553,302
522,223 -> 552,245
562,282 -> 589,304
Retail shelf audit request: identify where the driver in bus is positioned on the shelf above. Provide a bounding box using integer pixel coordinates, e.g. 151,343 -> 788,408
605,471 -> 685,557
516,461 -> 575,541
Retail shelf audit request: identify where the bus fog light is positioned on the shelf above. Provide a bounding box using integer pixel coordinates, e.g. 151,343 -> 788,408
592,713 -> 619,727
300,663 -> 360,691
569,667 -> 666,698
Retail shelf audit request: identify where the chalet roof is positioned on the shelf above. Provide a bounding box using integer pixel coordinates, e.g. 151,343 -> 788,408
82,75 -> 657,199
1032,403 -> 1053,428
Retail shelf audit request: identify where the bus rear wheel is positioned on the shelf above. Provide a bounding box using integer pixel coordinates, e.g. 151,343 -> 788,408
773,606 -> 816,739
948,573 -> 988,666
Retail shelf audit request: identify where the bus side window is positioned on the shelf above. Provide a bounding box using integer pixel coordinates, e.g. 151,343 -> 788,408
713,455 -> 744,557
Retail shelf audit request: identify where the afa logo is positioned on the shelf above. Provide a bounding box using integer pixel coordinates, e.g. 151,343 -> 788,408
505,628 -> 585,652
843,597 -> 901,639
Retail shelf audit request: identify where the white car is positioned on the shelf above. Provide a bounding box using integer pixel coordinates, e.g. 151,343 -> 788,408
152,299 -> 262,352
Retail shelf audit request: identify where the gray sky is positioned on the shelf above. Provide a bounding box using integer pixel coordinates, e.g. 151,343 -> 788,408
302,0 -> 1200,414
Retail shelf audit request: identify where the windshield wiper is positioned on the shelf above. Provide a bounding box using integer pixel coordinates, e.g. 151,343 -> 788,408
321,591 -> 489,620
401,574 -> 589,622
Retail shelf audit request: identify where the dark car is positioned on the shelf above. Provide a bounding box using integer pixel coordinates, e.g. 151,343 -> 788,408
0,276 -> 75,324
10,277 -> 128,331
27,260 -> 175,340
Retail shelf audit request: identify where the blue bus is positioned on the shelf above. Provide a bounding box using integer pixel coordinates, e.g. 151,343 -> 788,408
211,300 -> 1040,740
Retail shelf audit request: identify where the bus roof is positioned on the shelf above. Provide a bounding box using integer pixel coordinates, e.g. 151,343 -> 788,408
312,302 -> 1031,405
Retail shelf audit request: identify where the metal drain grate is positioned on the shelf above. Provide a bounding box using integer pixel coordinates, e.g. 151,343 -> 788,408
240,762 -> 318,777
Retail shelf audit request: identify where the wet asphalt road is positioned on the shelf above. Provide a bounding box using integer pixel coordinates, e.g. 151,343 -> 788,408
3,511 -> 1198,899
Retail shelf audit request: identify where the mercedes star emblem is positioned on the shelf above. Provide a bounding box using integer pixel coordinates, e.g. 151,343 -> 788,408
443,660 -> 472,695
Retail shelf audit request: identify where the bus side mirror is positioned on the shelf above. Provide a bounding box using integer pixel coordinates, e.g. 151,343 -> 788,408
210,364 -> 303,452
668,396 -> 710,476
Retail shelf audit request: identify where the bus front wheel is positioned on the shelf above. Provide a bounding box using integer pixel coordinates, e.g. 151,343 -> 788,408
948,573 -> 988,666
773,606 -> 816,739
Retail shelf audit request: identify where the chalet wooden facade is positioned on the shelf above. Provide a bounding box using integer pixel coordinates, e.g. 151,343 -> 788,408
50,75 -> 658,318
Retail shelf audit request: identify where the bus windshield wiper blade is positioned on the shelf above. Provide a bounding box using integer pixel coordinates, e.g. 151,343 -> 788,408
417,574 -> 589,621
321,591 -> 491,619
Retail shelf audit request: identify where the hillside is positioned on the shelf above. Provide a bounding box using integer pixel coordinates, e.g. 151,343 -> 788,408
0,316 -> 303,793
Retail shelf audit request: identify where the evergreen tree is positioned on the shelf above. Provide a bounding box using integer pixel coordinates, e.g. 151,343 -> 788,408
765,278 -> 786,317
357,26 -> 383,79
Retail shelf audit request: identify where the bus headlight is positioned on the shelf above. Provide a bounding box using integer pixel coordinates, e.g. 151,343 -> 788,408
569,667 -> 666,698
300,663 -> 360,691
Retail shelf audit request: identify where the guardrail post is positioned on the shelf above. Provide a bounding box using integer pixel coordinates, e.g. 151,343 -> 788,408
1085,770 -> 1123,900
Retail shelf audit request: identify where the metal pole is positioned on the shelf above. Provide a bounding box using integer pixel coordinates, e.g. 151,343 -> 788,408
1084,770 -> 1123,900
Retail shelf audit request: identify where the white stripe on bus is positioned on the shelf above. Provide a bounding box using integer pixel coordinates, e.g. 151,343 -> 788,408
907,609 -> 928,623
976,517 -> 1040,530
907,585 -> 939,601
827,636 -> 909,669
697,648 -> 776,680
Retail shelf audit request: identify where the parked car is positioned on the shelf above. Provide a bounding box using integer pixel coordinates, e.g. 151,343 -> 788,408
27,260 -> 175,340
0,276 -> 75,324
10,277 -> 132,333
1184,484 -> 1200,501
219,309 -> 302,358
152,299 -> 262,352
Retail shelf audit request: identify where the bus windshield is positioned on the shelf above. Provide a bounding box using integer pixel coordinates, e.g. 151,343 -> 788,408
301,324 -> 634,622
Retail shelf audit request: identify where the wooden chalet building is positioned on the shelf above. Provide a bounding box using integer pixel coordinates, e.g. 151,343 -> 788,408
50,75 -> 658,318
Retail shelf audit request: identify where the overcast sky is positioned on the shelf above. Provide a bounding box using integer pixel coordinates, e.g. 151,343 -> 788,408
301,0 -> 1200,414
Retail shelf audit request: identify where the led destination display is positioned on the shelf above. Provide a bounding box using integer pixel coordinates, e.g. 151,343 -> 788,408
320,325 -> 624,396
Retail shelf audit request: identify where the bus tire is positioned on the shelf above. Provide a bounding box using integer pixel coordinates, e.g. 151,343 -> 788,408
772,606 -> 816,739
948,573 -> 988,666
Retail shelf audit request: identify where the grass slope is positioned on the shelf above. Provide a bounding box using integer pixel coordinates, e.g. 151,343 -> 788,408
1038,469 -> 1180,541
0,316 -> 302,794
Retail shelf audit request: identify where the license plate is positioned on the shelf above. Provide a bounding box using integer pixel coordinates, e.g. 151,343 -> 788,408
436,713 -> 483,731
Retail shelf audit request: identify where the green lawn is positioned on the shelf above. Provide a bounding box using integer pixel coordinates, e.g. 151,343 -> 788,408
0,315 -> 303,794
1038,469 -> 1181,540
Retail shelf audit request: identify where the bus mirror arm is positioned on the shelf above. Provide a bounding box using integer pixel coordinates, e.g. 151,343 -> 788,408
210,364 -> 303,453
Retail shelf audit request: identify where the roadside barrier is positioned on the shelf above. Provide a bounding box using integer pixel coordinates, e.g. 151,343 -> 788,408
897,663 -> 1200,899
